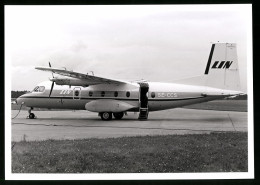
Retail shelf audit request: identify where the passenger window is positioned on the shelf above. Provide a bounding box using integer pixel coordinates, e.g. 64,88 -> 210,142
89,91 -> 93,97
114,91 -> 118,97
151,92 -> 155,98
126,91 -> 130,97
101,91 -> 105,97
75,90 -> 79,96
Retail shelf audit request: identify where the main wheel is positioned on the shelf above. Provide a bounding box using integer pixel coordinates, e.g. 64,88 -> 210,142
29,113 -> 35,119
100,112 -> 112,121
113,112 -> 124,120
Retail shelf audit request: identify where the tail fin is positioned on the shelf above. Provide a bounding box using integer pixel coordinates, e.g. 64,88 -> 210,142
204,43 -> 241,91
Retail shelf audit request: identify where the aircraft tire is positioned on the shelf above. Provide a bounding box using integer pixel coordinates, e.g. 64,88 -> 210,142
29,113 -> 35,119
113,112 -> 124,120
100,112 -> 112,121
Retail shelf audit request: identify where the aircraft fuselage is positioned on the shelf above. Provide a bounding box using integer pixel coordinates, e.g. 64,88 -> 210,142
17,81 -> 238,112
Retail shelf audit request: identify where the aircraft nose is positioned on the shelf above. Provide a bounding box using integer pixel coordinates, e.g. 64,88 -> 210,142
11,99 -> 17,105
16,96 -> 24,105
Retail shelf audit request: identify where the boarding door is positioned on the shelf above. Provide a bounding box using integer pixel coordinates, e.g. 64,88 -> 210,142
73,87 -> 81,100
138,83 -> 149,120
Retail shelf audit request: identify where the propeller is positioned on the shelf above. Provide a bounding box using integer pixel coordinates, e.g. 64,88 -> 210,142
49,61 -> 54,78
49,80 -> 55,98
48,62 -> 55,98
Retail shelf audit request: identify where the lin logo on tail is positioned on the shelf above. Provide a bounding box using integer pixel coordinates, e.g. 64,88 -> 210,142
211,61 -> 233,69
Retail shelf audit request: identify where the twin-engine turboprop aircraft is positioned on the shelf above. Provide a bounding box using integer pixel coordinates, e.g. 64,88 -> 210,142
16,43 -> 243,120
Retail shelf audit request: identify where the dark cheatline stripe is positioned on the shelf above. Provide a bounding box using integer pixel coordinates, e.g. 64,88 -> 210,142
149,96 -> 204,101
21,96 -> 205,102
204,44 -> 215,75
21,96 -> 138,101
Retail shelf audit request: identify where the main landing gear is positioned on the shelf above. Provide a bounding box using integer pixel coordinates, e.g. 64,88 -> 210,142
100,112 -> 112,121
113,112 -> 124,120
99,112 -> 124,121
28,107 -> 36,119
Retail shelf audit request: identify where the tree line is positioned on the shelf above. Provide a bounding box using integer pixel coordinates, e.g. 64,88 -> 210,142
11,91 -> 29,98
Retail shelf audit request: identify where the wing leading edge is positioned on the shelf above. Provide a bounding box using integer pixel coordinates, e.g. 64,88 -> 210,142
35,66 -> 127,86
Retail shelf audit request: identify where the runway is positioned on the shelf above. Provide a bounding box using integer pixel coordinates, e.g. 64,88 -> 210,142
11,108 -> 247,141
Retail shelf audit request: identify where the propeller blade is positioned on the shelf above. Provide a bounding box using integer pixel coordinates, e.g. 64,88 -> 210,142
49,62 -> 54,78
49,81 -> 54,98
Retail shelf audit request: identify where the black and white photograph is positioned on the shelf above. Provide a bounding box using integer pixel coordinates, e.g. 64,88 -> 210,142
5,4 -> 253,180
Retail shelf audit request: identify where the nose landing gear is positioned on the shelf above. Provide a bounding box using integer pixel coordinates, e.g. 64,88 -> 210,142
28,107 -> 36,119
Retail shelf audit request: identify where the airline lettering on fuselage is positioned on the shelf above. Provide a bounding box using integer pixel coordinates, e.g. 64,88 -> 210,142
158,92 -> 178,98
211,61 -> 233,69
60,90 -> 72,95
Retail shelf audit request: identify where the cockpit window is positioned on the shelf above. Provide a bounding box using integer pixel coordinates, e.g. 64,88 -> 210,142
39,86 -> 45,92
33,86 -> 45,92
33,86 -> 39,92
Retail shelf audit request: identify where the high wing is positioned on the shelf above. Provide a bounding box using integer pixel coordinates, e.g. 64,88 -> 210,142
35,66 -> 127,86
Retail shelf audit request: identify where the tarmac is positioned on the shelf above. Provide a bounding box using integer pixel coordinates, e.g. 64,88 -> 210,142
11,108 -> 247,141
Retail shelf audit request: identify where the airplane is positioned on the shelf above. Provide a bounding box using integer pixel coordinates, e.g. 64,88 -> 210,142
16,43 -> 243,121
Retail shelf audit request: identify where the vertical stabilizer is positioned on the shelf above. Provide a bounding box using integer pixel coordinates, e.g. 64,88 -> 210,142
204,43 -> 241,91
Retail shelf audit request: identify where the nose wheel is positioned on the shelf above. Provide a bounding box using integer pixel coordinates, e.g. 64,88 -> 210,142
29,113 -> 35,119
27,108 -> 36,119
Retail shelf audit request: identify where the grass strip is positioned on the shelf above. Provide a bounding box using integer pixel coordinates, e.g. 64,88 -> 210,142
12,132 -> 247,173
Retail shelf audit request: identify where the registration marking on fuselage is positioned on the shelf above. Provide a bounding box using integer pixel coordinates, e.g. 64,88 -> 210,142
157,92 -> 178,98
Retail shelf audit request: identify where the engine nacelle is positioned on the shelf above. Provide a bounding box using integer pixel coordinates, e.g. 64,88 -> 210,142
52,78 -> 92,86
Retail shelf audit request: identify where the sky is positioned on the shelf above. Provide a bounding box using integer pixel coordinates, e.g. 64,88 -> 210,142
5,5 -> 251,92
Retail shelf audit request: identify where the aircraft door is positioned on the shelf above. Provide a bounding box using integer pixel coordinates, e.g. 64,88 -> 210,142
138,82 -> 149,120
73,87 -> 81,100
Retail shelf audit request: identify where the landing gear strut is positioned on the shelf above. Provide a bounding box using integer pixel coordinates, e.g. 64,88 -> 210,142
28,107 -> 36,119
